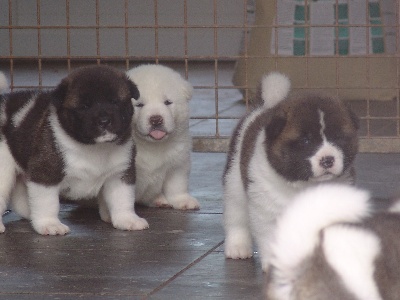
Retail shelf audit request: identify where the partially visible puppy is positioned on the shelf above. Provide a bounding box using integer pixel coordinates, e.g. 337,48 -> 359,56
126,64 -> 199,210
266,184 -> 400,300
0,72 -> 8,93
223,73 -> 359,271
0,65 -> 148,235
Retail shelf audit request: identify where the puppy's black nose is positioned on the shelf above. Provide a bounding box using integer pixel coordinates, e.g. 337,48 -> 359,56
98,115 -> 111,127
149,115 -> 163,126
320,156 -> 335,169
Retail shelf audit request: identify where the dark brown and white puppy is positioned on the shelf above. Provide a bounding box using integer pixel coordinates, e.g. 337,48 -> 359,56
223,73 -> 359,271
266,184 -> 400,300
0,65 -> 149,235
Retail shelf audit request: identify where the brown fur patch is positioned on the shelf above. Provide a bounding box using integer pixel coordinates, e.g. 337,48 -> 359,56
365,213 -> 400,300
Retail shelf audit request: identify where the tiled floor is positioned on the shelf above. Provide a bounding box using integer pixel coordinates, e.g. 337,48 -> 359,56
2,152 -> 400,299
1,62 -> 400,299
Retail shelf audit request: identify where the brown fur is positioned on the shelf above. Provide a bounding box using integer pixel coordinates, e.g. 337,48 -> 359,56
365,213 -> 400,300
1,65 -> 139,186
224,91 -> 359,189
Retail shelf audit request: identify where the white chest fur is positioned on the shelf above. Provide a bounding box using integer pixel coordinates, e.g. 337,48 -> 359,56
50,111 -> 133,200
134,133 -> 190,202
60,142 -> 133,199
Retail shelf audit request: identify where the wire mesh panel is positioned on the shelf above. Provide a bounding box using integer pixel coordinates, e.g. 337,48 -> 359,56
0,0 -> 399,152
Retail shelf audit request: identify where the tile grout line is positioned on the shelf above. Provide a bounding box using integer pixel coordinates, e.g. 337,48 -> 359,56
144,240 -> 225,299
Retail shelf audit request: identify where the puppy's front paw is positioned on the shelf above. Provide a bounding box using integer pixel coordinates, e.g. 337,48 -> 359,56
32,218 -> 70,235
153,194 -> 173,208
112,213 -> 149,231
170,194 -> 200,210
225,233 -> 253,259
225,244 -> 253,260
0,221 -> 5,233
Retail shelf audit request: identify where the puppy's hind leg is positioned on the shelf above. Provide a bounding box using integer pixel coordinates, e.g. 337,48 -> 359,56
0,141 -> 17,233
10,177 -> 30,219
223,167 -> 253,259
101,175 -> 149,231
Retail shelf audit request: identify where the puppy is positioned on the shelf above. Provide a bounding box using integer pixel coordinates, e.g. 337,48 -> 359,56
0,65 -> 149,235
266,184 -> 400,300
126,64 -> 199,210
223,73 -> 359,270
0,71 -> 7,93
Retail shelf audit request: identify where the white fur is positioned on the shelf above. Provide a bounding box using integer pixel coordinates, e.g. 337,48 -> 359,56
0,140 -> 17,232
0,72 -> 8,93
223,106 -> 267,260
268,184 -> 371,299
27,181 -> 70,235
323,226 -> 382,300
126,64 -> 199,210
261,72 -> 291,109
309,111 -> 345,181
99,175 -> 148,230
246,130 -> 304,269
388,199 -> 400,213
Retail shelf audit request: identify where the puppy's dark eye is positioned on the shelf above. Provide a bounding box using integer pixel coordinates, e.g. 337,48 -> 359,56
302,136 -> 311,145
80,103 -> 90,110
135,103 -> 144,108
164,100 -> 173,106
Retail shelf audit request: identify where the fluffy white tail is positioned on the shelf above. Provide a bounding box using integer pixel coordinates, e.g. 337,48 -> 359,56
270,184 -> 371,276
0,72 -> 8,93
260,72 -> 291,109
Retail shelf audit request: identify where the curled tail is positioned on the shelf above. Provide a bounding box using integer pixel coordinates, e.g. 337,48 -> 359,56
0,72 -> 8,94
260,72 -> 291,109
270,184 -> 371,276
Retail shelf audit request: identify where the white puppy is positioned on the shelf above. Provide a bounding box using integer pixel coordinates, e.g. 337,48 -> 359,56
126,64 -> 199,210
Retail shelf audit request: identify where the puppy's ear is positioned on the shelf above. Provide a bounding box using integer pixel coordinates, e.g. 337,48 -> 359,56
182,80 -> 193,101
128,79 -> 140,100
52,78 -> 69,109
266,114 -> 287,142
345,104 -> 359,130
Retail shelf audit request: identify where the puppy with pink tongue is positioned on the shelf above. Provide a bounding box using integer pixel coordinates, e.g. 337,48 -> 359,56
126,64 -> 200,210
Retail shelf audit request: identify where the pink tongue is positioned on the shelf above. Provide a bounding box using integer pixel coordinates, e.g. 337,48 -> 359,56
150,130 -> 166,140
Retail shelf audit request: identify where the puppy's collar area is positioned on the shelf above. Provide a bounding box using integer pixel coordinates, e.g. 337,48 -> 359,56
309,173 -> 336,182
95,131 -> 118,143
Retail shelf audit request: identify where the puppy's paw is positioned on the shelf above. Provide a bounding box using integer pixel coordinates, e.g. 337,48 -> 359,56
112,213 -> 149,231
170,194 -> 200,210
99,205 -> 111,223
0,221 -> 5,233
225,244 -> 253,259
153,195 -> 173,208
225,232 -> 253,259
32,218 -> 70,236
261,259 -> 271,273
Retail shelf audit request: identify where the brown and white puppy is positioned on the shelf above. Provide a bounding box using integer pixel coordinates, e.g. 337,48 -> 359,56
223,73 -> 359,271
266,184 -> 400,300
0,65 -> 149,235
